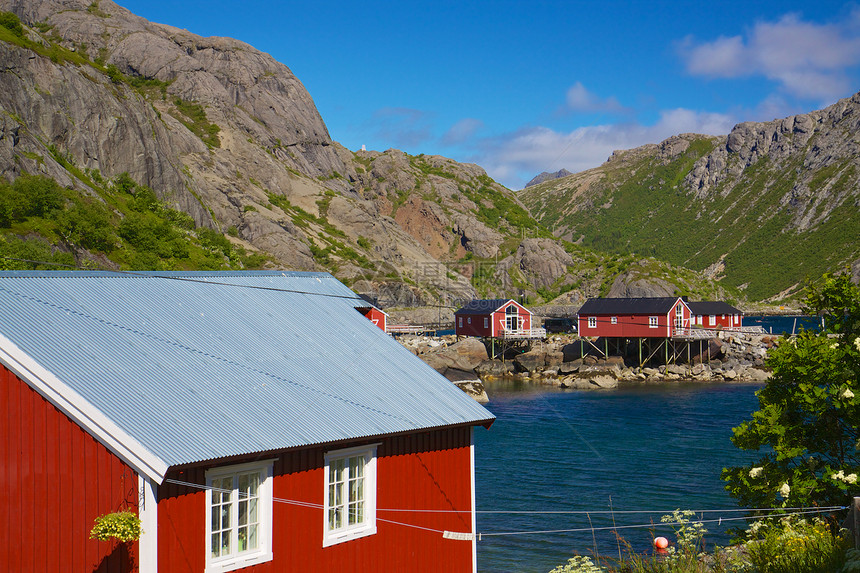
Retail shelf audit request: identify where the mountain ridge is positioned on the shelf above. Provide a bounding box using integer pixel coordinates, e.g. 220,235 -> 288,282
1,0 -> 848,312
519,98 -> 860,300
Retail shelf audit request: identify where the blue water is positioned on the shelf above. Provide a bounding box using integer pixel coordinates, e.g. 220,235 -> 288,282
474,381 -> 763,573
745,315 -> 821,335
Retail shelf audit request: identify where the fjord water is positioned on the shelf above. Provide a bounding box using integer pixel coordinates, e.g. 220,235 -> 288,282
474,381 -> 762,573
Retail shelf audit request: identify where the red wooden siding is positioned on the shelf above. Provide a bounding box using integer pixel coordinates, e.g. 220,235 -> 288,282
0,364 -> 138,573
692,313 -> 742,329
577,300 -> 691,338
456,300 -> 533,338
357,307 -> 387,332
456,313 -> 493,337
158,426 -> 475,573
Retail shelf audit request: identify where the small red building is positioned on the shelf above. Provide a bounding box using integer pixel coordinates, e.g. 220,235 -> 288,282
576,297 -> 692,338
687,301 -> 744,330
454,299 -> 534,338
356,304 -> 388,332
0,271 -> 495,573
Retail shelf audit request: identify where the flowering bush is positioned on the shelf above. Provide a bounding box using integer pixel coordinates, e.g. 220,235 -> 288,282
90,510 -> 143,542
744,516 -> 850,573
722,273 -> 860,510
549,556 -> 608,573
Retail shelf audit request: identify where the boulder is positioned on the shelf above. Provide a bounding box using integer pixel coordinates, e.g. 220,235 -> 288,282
559,359 -> 582,374
453,380 -> 490,403
745,368 -> 771,382
425,337 -> 488,372
475,359 -> 514,378
514,350 -> 547,373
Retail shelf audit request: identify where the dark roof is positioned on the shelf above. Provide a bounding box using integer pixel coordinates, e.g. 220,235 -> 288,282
687,301 -> 743,315
577,297 -> 682,315
455,299 -> 515,315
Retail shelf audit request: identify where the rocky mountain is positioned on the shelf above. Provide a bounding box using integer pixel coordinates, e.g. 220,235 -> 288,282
520,95 -> 860,301
524,169 -> 573,188
0,0 -> 543,306
0,0 -> 781,312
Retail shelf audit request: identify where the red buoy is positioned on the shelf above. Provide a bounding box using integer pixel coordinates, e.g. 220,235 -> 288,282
654,536 -> 669,550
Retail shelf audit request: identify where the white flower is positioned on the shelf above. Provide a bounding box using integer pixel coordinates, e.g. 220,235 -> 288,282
749,467 -> 764,478
846,473 -> 858,484
832,470 -> 845,480
855,337 -> 860,352
840,387 -> 855,400
831,342 -> 840,350
779,483 -> 791,497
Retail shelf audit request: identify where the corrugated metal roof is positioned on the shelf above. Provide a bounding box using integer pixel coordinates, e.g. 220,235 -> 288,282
577,297 -> 682,315
0,271 -> 494,475
454,299 -> 513,315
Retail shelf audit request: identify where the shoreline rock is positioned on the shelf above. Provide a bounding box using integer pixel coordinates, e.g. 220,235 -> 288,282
400,330 -> 778,395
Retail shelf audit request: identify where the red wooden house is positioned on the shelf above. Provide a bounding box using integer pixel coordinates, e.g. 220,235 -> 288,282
687,301 -> 744,330
576,297 -> 692,338
356,304 -> 388,332
0,271 -> 494,573
454,299 -> 535,338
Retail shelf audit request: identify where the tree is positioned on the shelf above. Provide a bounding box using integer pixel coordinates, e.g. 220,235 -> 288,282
722,273 -> 860,510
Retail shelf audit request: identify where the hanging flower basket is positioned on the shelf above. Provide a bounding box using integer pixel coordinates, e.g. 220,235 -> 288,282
90,510 -> 144,542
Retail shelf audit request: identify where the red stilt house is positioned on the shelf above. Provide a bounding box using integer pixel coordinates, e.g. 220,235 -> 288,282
687,301 -> 744,330
0,271 -> 494,573
576,297 -> 692,338
454,299 -> 537,338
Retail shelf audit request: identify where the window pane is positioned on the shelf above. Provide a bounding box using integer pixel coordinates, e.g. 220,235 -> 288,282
249,498 -> 258,523
220,531 -> 230,555
239,500 -> 247,526
211,533 -> 220,558
238,527 -> 247,552
248,523 -> 258,550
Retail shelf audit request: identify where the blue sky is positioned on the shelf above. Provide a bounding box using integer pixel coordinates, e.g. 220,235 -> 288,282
116,0 -> 860,189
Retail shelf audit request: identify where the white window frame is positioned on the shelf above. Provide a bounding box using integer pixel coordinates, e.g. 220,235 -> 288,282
709,315 -> 717,326
467,316 -> 471,325
323,444 -> 378,547
483,317 -> 489,328
649,316 -> 658,328
458,317 -> 463,328
205,460 -> 274,573
588,316 -> 597,329
610,317 -> 617,325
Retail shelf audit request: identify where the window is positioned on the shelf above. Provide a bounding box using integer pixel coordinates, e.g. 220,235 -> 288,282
610,317 -> 617,325
649,316 -> 658,328
484,317 -> 489,328
206,460 -> 274,573
467,317 -> 471,325
324,445 -> 377,547
588,316 -> 597,329
676,305 -> 683,317
709,315 -> 716,326
458,317 -> 463,328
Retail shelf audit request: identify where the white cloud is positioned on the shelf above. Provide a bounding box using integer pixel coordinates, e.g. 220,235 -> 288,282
679,12 -> 860,102
564,82 -> 627,114
474,109 -> 736,190
441,118 -> 484,146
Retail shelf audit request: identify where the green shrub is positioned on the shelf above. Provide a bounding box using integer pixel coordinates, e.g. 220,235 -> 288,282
0,11 -> 24,38
54,200 -> 116,251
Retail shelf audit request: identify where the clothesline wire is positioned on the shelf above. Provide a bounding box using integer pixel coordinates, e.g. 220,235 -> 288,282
163,478 -> 846,539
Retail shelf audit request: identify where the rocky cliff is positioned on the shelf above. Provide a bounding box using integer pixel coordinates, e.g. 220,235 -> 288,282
0,0 -> 552,305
